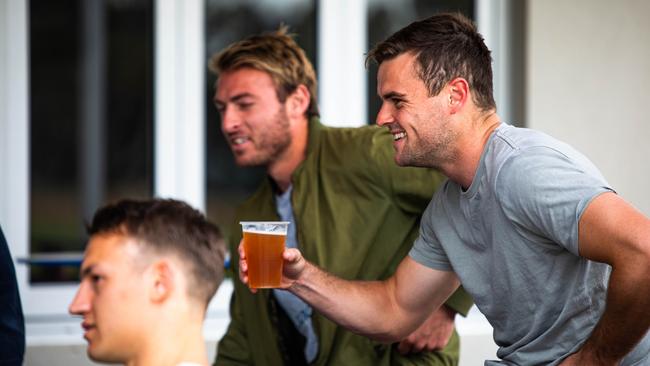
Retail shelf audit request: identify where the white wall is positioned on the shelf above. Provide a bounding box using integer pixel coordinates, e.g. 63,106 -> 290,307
527,0 -> 650,216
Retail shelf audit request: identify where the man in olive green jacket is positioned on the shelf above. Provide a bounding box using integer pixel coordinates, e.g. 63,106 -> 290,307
210,27 -> 473,365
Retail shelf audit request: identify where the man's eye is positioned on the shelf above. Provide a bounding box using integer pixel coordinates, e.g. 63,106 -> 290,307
91,275 -> 103,285
237,102 -> 253,110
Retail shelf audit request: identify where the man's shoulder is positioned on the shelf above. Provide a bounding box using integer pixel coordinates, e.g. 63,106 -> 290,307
319,123 -> 387,144
315,124 -> 392,162
307,124 -> 398,185
490,125 -> 604,184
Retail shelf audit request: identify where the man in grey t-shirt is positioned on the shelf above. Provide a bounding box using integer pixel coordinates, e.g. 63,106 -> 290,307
410,123 -> 650,364
237,13 -> 650,365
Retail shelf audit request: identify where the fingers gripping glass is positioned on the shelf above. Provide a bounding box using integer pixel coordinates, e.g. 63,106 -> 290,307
240,221 -> 290,288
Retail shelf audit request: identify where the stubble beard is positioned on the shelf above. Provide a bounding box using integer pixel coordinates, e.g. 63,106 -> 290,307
397,119 -> 458,170
238,107 -> 292,167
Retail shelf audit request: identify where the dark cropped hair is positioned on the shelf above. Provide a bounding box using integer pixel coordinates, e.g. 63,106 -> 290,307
87,198 -> 226,307
367,13 -> 496,112
209,25 -> 319,119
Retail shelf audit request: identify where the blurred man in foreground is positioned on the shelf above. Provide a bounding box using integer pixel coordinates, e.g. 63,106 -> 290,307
70,198 -> 226,366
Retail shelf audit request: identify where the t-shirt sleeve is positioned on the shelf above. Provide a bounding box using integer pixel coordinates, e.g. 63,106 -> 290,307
496,146 -> 613,256
408,192 -> 454,271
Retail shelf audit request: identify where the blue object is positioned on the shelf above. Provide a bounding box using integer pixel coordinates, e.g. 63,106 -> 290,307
16,253 -> 84,267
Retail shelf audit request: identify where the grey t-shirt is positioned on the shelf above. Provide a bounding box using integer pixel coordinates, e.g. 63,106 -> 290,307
410,123 -> 650,365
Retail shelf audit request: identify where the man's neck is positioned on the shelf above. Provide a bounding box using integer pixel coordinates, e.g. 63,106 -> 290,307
440,111 -> 501,190
268,116 -> 309,193
125,320 -> 208,366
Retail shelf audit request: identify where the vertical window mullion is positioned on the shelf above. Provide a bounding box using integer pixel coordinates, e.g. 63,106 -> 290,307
154,0 -> 205,212
2,0 -> 31,308
318,0 -> 367,127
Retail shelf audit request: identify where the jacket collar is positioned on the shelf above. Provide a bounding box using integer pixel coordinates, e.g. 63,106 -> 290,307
305,115 -> 323,155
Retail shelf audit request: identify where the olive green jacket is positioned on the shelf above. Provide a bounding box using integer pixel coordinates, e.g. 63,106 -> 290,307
215,118 -> 473,366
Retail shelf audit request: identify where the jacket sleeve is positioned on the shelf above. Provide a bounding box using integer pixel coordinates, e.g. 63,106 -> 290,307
214,290 -> 252,365
390,329 -> 460,366
443,288 -> 473,317
214,226 -> 251,366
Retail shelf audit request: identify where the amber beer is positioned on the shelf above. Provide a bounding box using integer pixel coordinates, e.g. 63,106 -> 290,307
242,224 -> 288,288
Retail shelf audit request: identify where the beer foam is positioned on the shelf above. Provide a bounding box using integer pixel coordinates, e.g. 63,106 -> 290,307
243,229 -> 287,235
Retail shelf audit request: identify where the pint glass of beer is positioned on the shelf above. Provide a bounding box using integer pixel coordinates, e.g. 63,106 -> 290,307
240,221 -> 290,288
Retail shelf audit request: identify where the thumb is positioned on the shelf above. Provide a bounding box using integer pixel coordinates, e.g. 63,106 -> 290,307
284,247 -> 302,262
282,248 -> 307,282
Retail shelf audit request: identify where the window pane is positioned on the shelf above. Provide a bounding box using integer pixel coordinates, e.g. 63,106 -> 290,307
367,0 -> 474,120
205,0 -> 317,239
29,0 -> 154,283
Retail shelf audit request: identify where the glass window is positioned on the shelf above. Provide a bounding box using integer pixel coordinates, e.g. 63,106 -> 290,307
29,0 -> 154,283
205,0 -> 316,238
367,0 -> 474,120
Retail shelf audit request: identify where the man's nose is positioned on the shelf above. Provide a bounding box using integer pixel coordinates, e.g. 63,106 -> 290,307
220,106 -> 241,133
69,284 -> 91,315
375,102 -> 394,127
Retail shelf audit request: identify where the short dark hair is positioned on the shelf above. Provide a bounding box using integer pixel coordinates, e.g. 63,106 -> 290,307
367,13 -> 496,112
87,198 -> 226,307
209,25 -> 319,119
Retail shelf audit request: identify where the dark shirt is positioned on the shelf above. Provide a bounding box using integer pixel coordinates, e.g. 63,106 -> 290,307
0,226 -> 25,365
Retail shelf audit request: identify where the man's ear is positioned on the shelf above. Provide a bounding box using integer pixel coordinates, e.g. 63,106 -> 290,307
286,84 -> 311,120
447,77 -> 470,114
149,260 -> 174,303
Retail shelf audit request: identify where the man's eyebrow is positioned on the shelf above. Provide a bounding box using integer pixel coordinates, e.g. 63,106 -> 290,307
381,91 -> 407,101
80,264 -> 95,279
214,92 -> 256,105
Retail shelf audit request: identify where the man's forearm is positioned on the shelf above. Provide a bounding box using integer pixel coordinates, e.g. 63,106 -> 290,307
286,255 -> 460,343
288,260 -> 413,342
575,264 -> 650,363
567,192 -> 650,365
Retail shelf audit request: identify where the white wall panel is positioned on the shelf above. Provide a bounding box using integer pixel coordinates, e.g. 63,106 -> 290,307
528,0 -> 650,215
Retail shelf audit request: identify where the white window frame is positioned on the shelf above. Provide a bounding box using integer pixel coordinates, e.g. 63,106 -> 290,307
317,0 -> 367,127
0,0 -> 230,345
154,0 -> 205,210
1,0 -> 500,348
476,0 -> 518,125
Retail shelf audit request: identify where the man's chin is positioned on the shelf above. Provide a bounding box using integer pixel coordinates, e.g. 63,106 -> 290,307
234,155 -> 270,168
394,157 -> 409,167
234,157 -> 259,167
393,152 -> 410,167
394,154 -> 429,169
88,345 -> 124,364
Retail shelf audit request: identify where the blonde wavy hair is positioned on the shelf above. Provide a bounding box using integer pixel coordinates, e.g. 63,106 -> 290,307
209,25 -> 319,118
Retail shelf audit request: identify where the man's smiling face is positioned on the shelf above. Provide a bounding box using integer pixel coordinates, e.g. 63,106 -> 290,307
376,52 -> 458,169
214,67 -> 293,168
